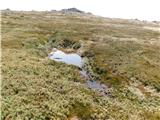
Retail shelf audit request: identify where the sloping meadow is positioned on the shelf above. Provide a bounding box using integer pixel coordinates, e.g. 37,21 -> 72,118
1,10 -> 160,119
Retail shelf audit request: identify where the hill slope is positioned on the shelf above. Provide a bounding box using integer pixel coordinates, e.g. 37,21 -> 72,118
1,10 -> 160,120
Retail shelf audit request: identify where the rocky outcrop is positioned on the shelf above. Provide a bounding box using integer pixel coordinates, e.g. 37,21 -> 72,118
61,8 -> 85,14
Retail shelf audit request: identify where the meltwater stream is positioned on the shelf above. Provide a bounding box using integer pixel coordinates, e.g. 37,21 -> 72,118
49,48 -> 109,95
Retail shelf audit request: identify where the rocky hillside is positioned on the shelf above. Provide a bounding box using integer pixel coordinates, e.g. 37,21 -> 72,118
1,9 -> 160,120
61,8 -> 85,13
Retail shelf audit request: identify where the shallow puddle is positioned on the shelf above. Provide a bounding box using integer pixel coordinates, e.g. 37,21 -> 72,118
49,48 -> 83,68
86,80 -> 108,94
49,48 -> 109,95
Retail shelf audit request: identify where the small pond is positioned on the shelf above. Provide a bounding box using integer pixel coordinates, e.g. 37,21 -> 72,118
49,48 -> 83,68
49,48 -> 109,95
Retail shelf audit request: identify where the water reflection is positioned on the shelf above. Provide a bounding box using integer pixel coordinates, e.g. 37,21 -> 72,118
49,48 -> 83,68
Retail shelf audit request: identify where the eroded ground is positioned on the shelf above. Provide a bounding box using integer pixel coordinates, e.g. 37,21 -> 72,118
1,10 -> 160,120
